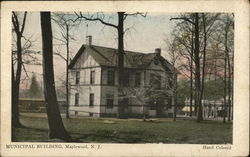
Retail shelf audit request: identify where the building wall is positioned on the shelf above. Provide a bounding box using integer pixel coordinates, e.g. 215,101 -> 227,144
69,50 -> 102,117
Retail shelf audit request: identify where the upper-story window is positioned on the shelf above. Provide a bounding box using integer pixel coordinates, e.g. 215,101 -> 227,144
150,73 -> 161,89
76,71 -> 80,84
107,70 -> 115,85
90,70 -> 95,84
75,93 -> 79,106
135,72 -> 141,87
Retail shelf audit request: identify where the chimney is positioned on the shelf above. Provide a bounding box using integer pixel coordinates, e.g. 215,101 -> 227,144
86,35 -> 92,45
155,48 -> 161,55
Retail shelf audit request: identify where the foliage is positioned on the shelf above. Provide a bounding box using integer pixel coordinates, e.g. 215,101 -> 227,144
176,79 -> 190,106
203,78 -> 230,101
28,74 -> 42,98
177,77 -> 230,102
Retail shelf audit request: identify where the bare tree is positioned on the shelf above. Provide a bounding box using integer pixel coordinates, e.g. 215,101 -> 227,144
74,12 -> 146,118
11,11 -> 27,128
40,12 -> 71,140
219,14 -> 234,122
165,37 -> 182,120
169,14 -> 196,116
170,13 -> 202,122
52,13 -> 79,119
170,13 -> 221,122
200,13 -> 220,105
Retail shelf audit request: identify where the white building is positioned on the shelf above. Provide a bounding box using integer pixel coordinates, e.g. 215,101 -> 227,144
68,37 -> 178,118
183,98 -> 233,119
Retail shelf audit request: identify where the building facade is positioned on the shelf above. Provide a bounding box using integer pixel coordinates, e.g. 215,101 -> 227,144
68,40 -> 178,118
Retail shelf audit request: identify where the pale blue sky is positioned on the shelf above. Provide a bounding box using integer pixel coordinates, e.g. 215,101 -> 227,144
19,12 -> 177,87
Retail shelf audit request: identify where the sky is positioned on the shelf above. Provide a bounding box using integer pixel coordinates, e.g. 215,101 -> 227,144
17,12 -> 178,89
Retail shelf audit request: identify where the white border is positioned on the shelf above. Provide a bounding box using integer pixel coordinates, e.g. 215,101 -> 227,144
1,0 -> 249,156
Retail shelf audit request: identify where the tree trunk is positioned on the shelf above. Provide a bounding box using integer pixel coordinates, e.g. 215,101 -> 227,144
227,52 -> 231,121
12,34 -> 23,128
231,55 -> 234,120
66,25 -> 70,119
173,74 -> 178,121
190,29 -> 194,117
40,12 -> 71,140
200,13 -> 207,107
190,69 -> 193,117
223,30 -> 228,123
223,52 -> 227,123
117,12 -> 125,119
194,13 -> 203,122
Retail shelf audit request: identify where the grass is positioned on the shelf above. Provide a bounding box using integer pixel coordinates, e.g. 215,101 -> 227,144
13,116 -> 232,144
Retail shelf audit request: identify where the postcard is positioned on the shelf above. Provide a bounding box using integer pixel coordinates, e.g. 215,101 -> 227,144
1,0 -> 249,156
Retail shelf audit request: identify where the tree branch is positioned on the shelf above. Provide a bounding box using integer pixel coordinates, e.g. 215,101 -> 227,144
54,52 -> 67,62
123,12 -> 147,20
170,17 -> 195,25
20,12 -> 27,35
74,12 -> 118,29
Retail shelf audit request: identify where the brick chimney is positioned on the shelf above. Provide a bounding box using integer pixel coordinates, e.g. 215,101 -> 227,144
155,48 -> 161,55
86,35 -> 92,45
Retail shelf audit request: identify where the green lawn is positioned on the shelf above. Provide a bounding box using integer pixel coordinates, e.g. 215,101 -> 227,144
13,116 -> 232,144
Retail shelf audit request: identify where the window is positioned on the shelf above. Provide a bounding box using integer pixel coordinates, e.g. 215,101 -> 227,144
107,70 -> 115,85
90,70 -> 95,84
123,71 -> 130,86
75,93 -> 79,106
89,93 -> 94,107
106,94 -> 114,108
123,98 -> 129,109
135,72 -> 141,87
150,73 -> 161,89
76,71 -> 80,84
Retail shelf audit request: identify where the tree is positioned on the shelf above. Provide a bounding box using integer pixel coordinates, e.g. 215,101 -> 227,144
168,16 -> 195,117
200,13 -> 220,107
170,13 -> 221,122
40,12 -> 71,140
28,73 -> 42,98
74,12 -> 146,118
217,14 -> 234,122
120,70 -> 176,121
52,13 -> 79,119
12,11 -> 27,128
165,38 -> 181,121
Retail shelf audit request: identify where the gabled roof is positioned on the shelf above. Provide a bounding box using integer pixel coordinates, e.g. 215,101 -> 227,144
68,44 -> 178,73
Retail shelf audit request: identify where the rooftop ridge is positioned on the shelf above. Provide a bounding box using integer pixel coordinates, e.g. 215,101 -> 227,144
84,44 -> 157,55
